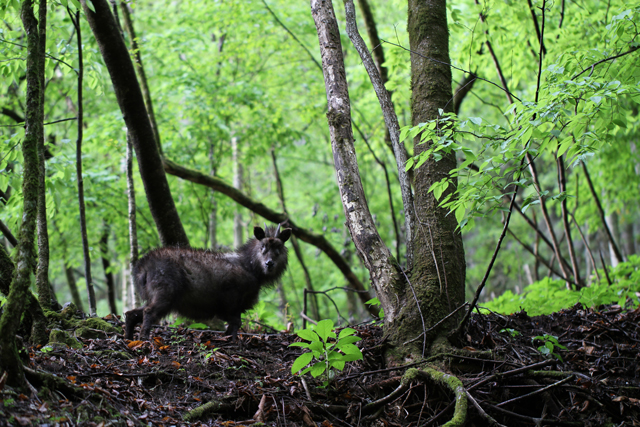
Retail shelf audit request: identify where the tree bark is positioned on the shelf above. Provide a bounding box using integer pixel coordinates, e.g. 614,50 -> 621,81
35,0 -> 50,310
396,0 -> 466,356
80,0 -> 189,247
100,221 -> 117,314
0,0 -> 43,389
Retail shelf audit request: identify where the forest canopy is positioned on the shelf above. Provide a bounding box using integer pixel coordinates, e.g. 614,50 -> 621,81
0,0 -> 638,329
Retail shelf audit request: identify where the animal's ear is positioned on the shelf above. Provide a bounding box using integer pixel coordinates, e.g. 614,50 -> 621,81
278,228 -> 292,243
254,226 -> 266,240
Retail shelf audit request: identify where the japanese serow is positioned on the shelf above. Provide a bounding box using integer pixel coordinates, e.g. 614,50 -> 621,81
124,225 -> 291,341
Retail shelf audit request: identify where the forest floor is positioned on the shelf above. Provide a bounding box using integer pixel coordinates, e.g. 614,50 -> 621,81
1,303 -> 639,426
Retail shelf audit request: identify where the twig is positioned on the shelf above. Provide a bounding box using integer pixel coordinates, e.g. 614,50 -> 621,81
582,161 -> 623,263
466,390 -> 507,427
570,214 -> 600,283
380,38 -> 522,103
261,0 -> 322,72
572,46 -> 639,80
457,181 -> 519,335
598,250 -> 613,286
496,374 -> 574,407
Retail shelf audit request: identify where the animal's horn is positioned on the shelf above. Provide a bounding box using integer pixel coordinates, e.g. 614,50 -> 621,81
275,223 -> 281,236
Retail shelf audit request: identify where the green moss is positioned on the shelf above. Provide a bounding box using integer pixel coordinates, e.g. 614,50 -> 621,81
81,317 -> 120,334
48,329 -> 82,349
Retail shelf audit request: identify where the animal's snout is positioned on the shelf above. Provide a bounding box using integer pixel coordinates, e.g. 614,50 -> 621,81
266,259 -> 274,270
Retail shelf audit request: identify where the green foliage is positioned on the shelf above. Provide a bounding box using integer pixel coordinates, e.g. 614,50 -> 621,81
289,319 -> 363,388
532,334 -> 567,362
483,256 -> 640,315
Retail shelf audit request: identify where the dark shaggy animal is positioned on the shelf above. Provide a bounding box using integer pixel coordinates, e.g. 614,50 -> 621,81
124,225 -> 291,341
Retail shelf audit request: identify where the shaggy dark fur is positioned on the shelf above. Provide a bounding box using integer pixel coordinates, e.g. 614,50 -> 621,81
124,226 -> 291,341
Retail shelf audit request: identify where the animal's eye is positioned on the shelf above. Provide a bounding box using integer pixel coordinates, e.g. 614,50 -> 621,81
262,246 -> 268,254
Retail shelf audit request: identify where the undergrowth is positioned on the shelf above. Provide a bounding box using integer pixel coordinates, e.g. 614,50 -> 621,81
483,255 -> 640,315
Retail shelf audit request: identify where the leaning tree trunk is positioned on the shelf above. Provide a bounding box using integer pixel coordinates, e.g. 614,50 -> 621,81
80,0 -> 189,247
310,0 -> 404,324
0,0 -> 45,389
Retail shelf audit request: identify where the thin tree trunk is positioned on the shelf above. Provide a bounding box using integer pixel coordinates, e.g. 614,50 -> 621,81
0,0 -> 44,389
582,161 -> 623,264
232,136 -> 244,248
64,263 -> 84,312
69,10 -> 96,316
557,155 -> 582,287
344,0 -> 415,268
126,134 -> 139,308
311,0 -> 395,320
119,1 -> 161,153
35,0 -> 50,310
100,221 -> 117,314
81,0 -> 189,247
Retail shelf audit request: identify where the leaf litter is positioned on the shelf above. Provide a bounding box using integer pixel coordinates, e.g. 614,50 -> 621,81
1,303 -> 639,426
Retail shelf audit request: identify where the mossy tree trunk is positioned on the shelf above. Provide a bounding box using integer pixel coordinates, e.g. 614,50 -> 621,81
311,0 -> 465,362
0,0 -> 46,389
391,0 -> 466,358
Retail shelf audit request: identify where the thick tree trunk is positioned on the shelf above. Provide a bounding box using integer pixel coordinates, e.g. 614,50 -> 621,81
80,0 -> 189,247
397,0 -> 465,357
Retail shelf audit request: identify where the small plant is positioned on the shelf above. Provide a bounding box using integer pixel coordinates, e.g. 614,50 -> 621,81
290,319 -> 363,387
533,334 -> 567,361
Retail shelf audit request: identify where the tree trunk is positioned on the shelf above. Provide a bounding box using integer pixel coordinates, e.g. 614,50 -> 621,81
232,136 -> 244,248
311,0 -> 466,362
69,10 -> 97,316
35,0 -> 50,310
310,0 -> 401,323
400,0 -> 466,356
80,0 -> 189,247
64,263 -> 84,312
100,221 -> 118,314
0,0 -> 44,389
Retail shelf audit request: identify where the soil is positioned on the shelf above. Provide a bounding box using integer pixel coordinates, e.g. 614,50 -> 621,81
1,303 -> 639,426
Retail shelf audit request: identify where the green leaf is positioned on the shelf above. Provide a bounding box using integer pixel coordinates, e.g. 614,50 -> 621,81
309,362 -> 326,378
313,319 -> 334,342
288,342 -> 311,348
296,329 -> 319,342
291,352 -> 313,374
338,328 -> 357,338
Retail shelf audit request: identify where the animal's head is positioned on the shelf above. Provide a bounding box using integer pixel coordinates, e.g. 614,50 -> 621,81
252,224 -> 291,276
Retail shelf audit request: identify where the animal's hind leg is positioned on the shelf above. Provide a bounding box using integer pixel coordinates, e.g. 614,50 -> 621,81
224,314 -> 242,342
124,308 -> 144,340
